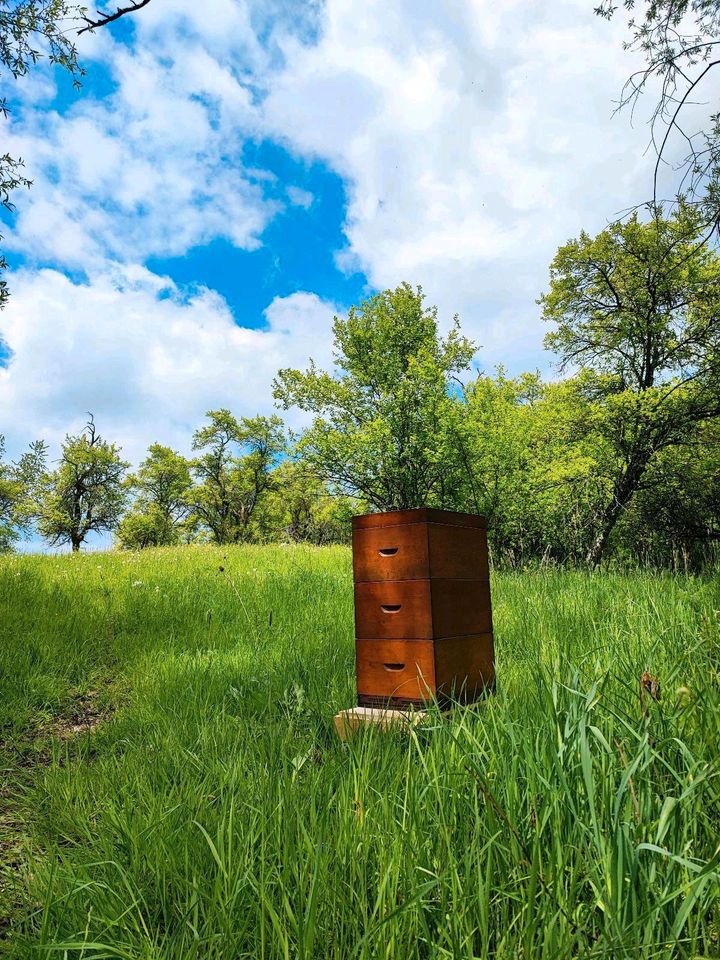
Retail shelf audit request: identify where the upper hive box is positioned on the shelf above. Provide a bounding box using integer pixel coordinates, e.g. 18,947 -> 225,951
352,507 -> 489,583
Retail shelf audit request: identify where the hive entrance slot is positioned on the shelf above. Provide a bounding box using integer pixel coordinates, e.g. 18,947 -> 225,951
378,547 -> 398,557
381,604 -> 401,613
383,663 -> 405,672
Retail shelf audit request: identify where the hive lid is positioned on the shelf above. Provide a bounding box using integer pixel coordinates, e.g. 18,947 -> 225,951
352,507 -> 487,530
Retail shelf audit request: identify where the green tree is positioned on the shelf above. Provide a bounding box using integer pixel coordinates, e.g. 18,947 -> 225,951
451,371 -> 542,556
0,0 -> 150,305
617,418 -> 720,568
259,460 -> 361,544
189,410 -> 285,544
0,434 -> 46,550
37,415 -> 129,551
116,443 -> 192,549
540,206 -> 720,564
273,283 -> 475,511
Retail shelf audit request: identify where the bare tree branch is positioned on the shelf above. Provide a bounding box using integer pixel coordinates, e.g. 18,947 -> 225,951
78,0 -> 152,36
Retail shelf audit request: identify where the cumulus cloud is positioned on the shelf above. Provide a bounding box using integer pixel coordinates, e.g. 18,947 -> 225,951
0,267 -> 337,462
262,0 -> 661,367
4,13 -> 274,270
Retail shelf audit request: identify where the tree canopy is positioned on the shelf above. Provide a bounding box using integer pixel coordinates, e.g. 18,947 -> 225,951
540,205 -> 720,562
597,0 -> 720,222
36,416 -> 129,551
273,283 -> 475,511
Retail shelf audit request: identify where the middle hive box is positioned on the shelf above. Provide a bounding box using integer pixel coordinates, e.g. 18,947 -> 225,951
352,507 -> 494,708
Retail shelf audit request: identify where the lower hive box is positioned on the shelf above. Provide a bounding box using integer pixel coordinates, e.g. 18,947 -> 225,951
356,634 -> 495,708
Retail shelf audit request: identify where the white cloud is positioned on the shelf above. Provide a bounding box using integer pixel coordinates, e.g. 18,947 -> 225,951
261,0 -> 669,367
286,185 -> 314,209
3,17 -> 273,270
0,268 -> 337,463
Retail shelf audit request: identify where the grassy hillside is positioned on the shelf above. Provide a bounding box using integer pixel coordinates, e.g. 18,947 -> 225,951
1,547 -> 719,958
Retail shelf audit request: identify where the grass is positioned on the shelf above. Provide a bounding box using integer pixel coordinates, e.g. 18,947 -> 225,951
0,545 -> 719,959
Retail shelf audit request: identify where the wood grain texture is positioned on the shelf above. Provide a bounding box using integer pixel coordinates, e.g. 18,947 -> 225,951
352,522 -> 429,582
352,523 -> 489,582
434,633 -> 496,700
355,638 -> 436,701
352,508 -> 487,530
354,579 -> 492,639
427,525 -> 489,580
355,634 -> 495,707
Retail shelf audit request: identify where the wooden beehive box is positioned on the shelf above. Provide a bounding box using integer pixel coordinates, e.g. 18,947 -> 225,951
352,508 -> 495,708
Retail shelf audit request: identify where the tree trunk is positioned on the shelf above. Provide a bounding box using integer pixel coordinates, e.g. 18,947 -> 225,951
586,510 -> 621,568
585,460 -> 647,567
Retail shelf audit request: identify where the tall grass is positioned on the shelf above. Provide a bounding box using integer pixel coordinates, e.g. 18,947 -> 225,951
1,547 -> 718,958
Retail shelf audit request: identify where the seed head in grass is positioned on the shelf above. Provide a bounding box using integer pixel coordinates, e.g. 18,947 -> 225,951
640,671 -> 661,703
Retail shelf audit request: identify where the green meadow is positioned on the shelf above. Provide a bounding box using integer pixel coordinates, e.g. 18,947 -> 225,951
1,547 -> 718,959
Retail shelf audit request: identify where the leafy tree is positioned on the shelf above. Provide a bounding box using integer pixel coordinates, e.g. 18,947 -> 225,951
0,434 -> 46,550
0,0 -> 151,305
259,460 -> 361,544
540,205 -> 720,564
618,418 -> 720,568
37,415 -> 129,551
274,283 -> 475,511
116,443 -> 192,549
0,434 -> 24,550
451,371 -> 542,549
189,410 -> 285,544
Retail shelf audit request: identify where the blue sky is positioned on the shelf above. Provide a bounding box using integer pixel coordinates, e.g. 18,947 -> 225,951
149,141 -> 369,323
0,0 -> 662,499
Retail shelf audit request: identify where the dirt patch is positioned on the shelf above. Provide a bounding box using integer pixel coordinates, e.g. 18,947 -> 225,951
47,689 -> 110,740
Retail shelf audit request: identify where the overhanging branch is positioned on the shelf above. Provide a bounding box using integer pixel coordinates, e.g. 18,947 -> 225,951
78,0 -> 152,36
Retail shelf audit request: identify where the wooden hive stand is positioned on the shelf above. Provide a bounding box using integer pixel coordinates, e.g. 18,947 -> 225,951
335,508 -> 495,736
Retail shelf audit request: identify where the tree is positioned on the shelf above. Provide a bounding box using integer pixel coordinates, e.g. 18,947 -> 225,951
259,460 -> 361,544
0,0 -> 151,305
37,415 -> 129,551
77,1 -> 152,35
617,417 -> 720,568
450,370 -> 541,546
540,205 -> 720,564
116,443 -> 192,549
189,410 -> 285,544
0,434 -> 46,550
273,283 -> 475,511
596,0 -> 720,224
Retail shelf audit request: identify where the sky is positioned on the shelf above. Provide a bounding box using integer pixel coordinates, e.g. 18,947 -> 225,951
0,0 -> 661,484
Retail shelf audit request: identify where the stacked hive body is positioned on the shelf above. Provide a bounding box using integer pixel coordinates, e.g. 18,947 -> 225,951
352,508 -> 495,709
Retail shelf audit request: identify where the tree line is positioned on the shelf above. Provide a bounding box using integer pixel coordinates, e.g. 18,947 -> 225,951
2,207 -> 719,568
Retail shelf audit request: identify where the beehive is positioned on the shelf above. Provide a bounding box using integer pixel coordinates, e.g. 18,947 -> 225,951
352,508 -> 495,708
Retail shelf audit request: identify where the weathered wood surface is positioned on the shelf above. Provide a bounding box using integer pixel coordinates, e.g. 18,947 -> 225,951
333,705 -> 427,740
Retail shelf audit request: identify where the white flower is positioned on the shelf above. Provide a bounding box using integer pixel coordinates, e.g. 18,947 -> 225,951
132,580 -> 143,588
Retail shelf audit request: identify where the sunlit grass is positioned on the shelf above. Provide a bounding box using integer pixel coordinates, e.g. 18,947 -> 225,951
1,547 -> 719,958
